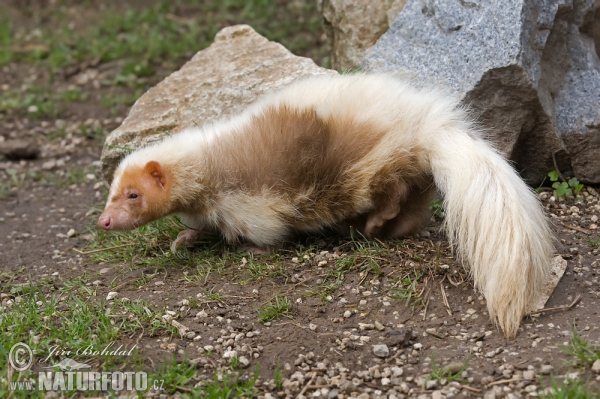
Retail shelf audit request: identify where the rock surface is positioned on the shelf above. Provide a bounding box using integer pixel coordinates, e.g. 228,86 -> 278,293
365,0 -> 600,184
320,0 -> 407,71
100,25 -> 336,182
0,139 -> 40,160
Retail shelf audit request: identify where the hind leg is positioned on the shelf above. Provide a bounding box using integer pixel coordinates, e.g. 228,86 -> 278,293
381,186 -> 436,238
363,179 -> 410,237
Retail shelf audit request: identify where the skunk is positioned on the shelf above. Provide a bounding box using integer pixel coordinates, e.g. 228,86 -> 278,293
99,73 -> 554,338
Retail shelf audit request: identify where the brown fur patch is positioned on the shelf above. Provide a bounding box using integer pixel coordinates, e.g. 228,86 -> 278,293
201,105 -> 431,242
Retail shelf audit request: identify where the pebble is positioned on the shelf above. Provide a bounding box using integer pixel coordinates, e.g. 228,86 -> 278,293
522,370 -> 535,380
106,292 -> 118,300
540,365 -> 553,374
373,344 -> 389,358
238,355 -> 250,368
592,359 -> 600,374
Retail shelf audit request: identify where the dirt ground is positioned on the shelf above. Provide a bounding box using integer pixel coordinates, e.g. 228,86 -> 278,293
2,2 -> 600,398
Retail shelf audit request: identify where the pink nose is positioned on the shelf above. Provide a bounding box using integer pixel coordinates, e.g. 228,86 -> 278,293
98,215 -> 112,230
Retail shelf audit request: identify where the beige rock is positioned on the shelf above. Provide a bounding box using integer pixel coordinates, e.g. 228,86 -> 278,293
101,25 -> 336,182
320,0 -> 407,71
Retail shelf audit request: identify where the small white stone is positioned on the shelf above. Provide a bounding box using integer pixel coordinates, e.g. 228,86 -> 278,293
196,310 -> 208,318
592,359 -> 600,374
540,365 -> 554,374
522,370 -> 535,380
309,323 -> 317,331
106,291 -> 118,300
238,355 -> 250,368
66,228 -> 76,237
343,310 -> 352,318
373,344 -> 389,358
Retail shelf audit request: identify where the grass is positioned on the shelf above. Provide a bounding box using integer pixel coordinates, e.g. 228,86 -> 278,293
273,362 -> 284,390
199,370 -> 259,398
561,326 -> 600,368
0,85 -> 85,119
0,276 -> 181,396
149,356 -> 197,394
1,0 -> 328,122
424,356 -> 468,388
1,0 -> 327,75
84,215 -> 220,270
0,277 -> 176,358
43,165 -> 96,188
258,296 -> 291,323
387,271 -> 424,308
0,168 -> 29,199
541,377 -> 599,399
331,237 -> 389,284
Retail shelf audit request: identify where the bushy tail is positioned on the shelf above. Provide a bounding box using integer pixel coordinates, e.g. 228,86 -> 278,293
427,118 -> 554,338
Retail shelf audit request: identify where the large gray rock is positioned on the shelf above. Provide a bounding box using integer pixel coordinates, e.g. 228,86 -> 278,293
365,0 -> 600,184
320,0 -> 408,71
101,25 -> 336,182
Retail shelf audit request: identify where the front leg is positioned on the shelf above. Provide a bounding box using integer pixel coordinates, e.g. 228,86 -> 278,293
171,213 -> 207,253
171,228 -> 205,253
237,243 -> 276,255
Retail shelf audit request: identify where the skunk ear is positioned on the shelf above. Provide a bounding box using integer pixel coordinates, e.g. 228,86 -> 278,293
145,161 -> 167,189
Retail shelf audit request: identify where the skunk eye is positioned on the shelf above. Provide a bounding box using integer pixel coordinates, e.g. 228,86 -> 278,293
129,193 -> 138,199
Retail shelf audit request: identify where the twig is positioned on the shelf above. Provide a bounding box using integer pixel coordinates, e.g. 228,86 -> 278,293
383,349 -> 405,365
530,294 -> 581,315
426,329 -> 444,339
303,384 -> 333,390
298,373 -> 316,397
488,378 -> 522,386
552,151 -> 566,182
460,384 -> 482,392
447,274 -> 463,287
72,243 -> 135,255
422,296 -> 430,321
112,279 -> 137,291
440,282 -> 452,316
559,223 -> 590,235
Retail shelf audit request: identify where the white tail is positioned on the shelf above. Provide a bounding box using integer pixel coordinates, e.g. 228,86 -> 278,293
426,119 -> 553,338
